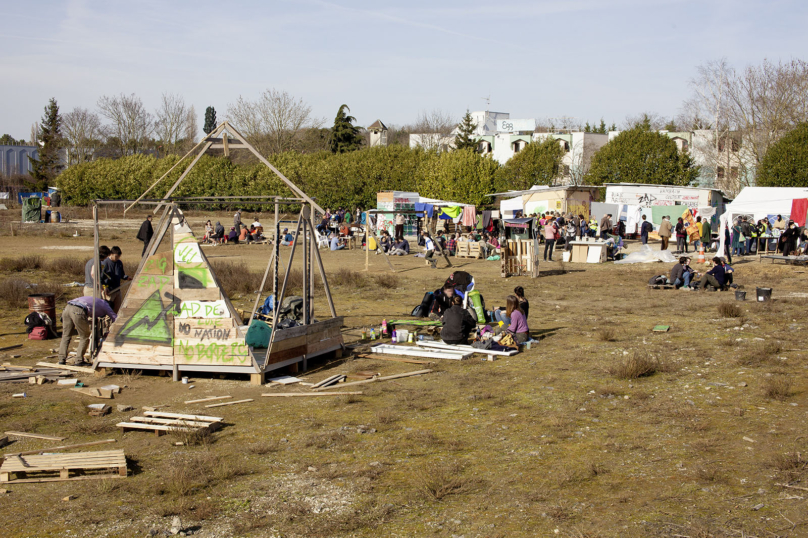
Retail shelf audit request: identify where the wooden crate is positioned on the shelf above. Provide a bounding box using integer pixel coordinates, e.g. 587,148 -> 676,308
455,242 -> 481,259
0,450 -> 127,483
501,240 -> 537,277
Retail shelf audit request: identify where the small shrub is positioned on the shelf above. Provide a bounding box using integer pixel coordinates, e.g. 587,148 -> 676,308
46,257 -> 86,278
717,302 -> 742,318
763,375 -> 793,400
413,461 -> 468,501
595,328 -> 616,342
0,278 -> 32,308
609,352 -> 658,379
170,427 -> 214,447
375,408 -> 399,425
738,341 -> 782,367
210,260 -> 263,295
0,254 -> 44,272
246,439 -> 279,455
372,273 -> 400,288
330,267 -> 369,288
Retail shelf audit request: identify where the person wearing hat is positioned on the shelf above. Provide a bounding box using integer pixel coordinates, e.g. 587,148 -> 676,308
670,256 -> 696,290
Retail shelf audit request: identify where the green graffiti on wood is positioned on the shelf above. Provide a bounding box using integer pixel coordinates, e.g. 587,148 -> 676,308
177,266 -> 212,289
176,340 -> 249,364
114,290 -> 175,346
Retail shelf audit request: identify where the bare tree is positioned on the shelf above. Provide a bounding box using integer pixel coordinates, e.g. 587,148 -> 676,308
226,88 -> 323,155
409,109 -> 456,151
62,107 -> 104,165
29,122 -> 40,146
184,105 -> 198,148
154,93 -> 189,156
621,112 -> 667,131
97,93 -> 154,157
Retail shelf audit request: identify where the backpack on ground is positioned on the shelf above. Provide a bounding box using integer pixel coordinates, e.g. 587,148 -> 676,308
277,296 -> 304,322
411,291 -> 434,318
648,275 -> 669,286
29,327 -> 48,340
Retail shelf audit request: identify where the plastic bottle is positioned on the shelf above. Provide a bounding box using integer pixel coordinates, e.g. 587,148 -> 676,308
370,328 -> 376,340
391,330 -> 397,344
361,327 -> 367,340
408,333 -> 414,343
382,319 -> 388,337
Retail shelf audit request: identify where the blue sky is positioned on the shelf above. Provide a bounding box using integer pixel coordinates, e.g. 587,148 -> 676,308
1,0 -> 806,139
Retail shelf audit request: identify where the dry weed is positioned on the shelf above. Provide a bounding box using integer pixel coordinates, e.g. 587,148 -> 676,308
170,427 -> 215,447
0,254 -> 44,272
46,256 -> 86,278
717,302 -> 743,318
609,352 -> 659,379
413,461 -> 468,501
762,375 -> 793,400
595,327 -> 617,342
738,341 -> 782,367
0,278 -> 32,308
246,439 -> 280,455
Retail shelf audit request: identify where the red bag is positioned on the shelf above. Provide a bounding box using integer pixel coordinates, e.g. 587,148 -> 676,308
28,327 -> 48,340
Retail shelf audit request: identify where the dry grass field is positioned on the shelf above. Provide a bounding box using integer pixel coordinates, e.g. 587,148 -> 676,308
0,211 -> 806,537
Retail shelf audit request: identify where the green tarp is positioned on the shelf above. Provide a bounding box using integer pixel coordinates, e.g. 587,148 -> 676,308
22,197 -> 41,223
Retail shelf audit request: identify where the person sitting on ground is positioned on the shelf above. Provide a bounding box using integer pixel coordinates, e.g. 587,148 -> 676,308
440,295 -> 477,345
670,256 -> 696,290
422,231 -> 436,267
379,230 -> 392,253
83,245 -> 111,297
429,283 -> 455,321
213,221 -> 225,245
502,295 -> 529,344
252,217 -> 262,231
389,237 -> 409,256
280,228 -> 294,246
203,220 -> 214,243
239,225 -> 250,243
227,227 -> 239,244
101,246 -> 131,312
721,258 -> 736,287
329,233 -> 344,251
696,257 -> 728,291
513,286 -> 530,318
57,296 -> 117,366
251,225 -> 264,242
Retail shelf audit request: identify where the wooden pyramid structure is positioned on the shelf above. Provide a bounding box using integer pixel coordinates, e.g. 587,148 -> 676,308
95,122 -> 344,384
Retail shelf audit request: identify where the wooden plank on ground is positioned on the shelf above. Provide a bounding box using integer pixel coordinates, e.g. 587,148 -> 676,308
143,411 -> 223,422
3,439 -> 116,457
184,395 -> 232,404
261,392 -> 363,397
313,369 -> 433,391
70,387 -> 113,399
355,354 -> 434,365
5,431 -> 66,441
36,362 -> 95,374
204,398 -> 253,408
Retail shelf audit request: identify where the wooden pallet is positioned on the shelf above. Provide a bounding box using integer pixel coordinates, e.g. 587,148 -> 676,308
455,242 -> 482,259
0,449 -> 127,483
117,411 -> 223,436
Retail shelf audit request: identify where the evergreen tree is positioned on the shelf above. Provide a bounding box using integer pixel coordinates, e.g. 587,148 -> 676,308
28,98 -> 62,190
585,126 -> 699,186
584,122 -> 592,133
454,110 -> 478,151
330,104 -> 362,153
756,123 -> 808,187
496,138 -> 565,191
664,119 -> 678,131
0,134 -> 26,145
609,123 -> 617,132
203,106 -> 217,134
597,119 -> 608,134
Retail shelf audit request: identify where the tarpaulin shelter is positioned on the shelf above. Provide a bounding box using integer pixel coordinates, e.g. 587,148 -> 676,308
718,187 -> 808,255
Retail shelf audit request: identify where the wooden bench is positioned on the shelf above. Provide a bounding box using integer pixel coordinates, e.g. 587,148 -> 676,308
0,449 -> 127,483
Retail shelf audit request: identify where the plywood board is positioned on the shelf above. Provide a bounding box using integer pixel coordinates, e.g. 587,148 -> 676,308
140,252 -> 173,276
172,287 -> 221,302
174,318 -> 235,332
175,262 -> 217,289
176,300 -> 230,319
125,275 -> 174,301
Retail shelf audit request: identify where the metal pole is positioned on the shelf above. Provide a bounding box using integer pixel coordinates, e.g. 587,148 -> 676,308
90,203 -> 99,362
273,200 -> 279,294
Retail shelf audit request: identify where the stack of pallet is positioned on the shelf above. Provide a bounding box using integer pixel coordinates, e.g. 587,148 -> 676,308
117,411 -> 223,436
456,242 -> 482,259
0,449 -> 127,483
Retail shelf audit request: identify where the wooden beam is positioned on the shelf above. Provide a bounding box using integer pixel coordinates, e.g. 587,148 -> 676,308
3,439 -> 116,457
261,392 -> 363,397
153,139 -> 215,214
5,431 -> 66,441
204,398 -> 253,408
313,369 -> 433,390
184,396 -> 232,405
37,362 -> 95,374
223,122 -> 324,214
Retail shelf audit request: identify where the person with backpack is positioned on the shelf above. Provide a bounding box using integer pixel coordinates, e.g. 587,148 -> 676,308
640,215 -> 653,245
57,297 -> 117,366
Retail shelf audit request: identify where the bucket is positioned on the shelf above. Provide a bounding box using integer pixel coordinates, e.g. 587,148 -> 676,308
756,287 -> 772,302
562,251 -> 571,262
735,290 -> 746,301
28,293 -> 56,323
54,212 -> 61,223
397,329 -> 409,343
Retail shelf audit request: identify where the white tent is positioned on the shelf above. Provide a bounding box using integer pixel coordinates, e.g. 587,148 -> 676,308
500,196 -> 525,218
718,187 -> 808,255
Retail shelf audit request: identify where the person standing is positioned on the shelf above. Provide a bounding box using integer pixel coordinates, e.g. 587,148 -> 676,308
675,217 -> 688,253
233,209 -> 244,235
599,213 -> 612,240
544,219 -> 558,261
658,216 -> 672,251
701,217 -> 712,252
101,246 -> 131,313
693,216 -> 703,252
640,215 -> 653,245
394,212 -> 405,241
780,221 -> 800,256
57,296 -> 117,366
136,215 -> 154,257
723,225 -> 732,265
740,217 -> 754,255
84,246 -> 111,298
